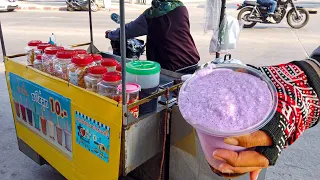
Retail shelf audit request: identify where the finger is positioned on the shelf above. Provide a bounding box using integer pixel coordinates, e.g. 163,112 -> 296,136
250,169 -> 262,180
218,163 -> 263,174
213,149 -> 269,167
224,130 -> 272,148
210,167 -> 244,179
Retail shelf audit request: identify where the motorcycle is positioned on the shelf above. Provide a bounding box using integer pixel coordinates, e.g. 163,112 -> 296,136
110,39 -> 145,59
66,0 -> 98,12
107,13 -> 146,59
237,0 -> 309,29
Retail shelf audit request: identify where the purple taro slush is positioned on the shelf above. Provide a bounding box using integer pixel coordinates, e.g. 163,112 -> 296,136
178,65 -> 277,176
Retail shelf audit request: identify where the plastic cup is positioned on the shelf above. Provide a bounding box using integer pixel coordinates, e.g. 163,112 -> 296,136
34,113 -> 41,131
47,121 -> 55,140
26,108 -> 33,126
40,117 -> 47,135
56,126 -> 63,145
64,130 -> 72,152
20,105 -> 27,122
178,64 -> 278,175
14,101 -> 21,118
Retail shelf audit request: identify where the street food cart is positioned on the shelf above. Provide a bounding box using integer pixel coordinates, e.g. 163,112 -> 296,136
0,0 -> 267,179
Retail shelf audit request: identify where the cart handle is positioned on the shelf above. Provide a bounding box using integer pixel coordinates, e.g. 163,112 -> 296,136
127,82 -> 183,109
70,42 -> 91,48
6,53 -> 28,59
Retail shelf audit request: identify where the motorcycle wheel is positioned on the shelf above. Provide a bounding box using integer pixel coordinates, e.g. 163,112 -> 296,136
237,7 -> 257,28
287,8 -> 309,29
67,5 -> 74,11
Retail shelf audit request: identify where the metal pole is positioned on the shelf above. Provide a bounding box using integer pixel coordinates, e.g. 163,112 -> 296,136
0,21 -> 7,61
120,0 -> 127,125
88,1 -> 94,53
216,0 -> 226,58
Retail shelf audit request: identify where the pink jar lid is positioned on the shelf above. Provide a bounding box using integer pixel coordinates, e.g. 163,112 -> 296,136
117,83 -> 141,93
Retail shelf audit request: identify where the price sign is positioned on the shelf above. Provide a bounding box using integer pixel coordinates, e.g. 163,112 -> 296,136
49,97 -> 68,118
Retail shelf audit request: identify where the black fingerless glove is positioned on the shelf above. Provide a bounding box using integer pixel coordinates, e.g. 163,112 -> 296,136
255,112 -> 286,165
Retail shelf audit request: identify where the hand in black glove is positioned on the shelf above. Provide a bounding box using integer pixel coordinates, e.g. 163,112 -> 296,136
105,31 -> 111,39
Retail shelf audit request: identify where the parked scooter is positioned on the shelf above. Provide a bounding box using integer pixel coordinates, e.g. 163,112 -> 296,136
66,0 -> 98,12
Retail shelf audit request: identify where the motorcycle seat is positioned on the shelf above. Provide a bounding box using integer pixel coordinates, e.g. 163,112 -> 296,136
244,1 -> 259,6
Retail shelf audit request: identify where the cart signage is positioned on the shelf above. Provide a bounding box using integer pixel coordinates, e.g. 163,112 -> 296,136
9,73 -> 72,157
75,111 -> 111,163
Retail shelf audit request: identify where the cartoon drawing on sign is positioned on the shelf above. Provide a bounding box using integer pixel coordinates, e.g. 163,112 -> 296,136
75,111 -> 110,163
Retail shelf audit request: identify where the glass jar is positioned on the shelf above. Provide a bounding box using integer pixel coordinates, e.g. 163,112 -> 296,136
67,54 -> 94,88
54,50 -> 76,80
42,46 -> 64,74
35,43 -> 52,56
34,54 -> 43,71
101,58 -> 118,72
25,40 -> 42,65
98,72 -> 122,100
74,49 -> 87,55
91,54 -> 103,66
84,66 -> 107,92
117,83 -> 141,117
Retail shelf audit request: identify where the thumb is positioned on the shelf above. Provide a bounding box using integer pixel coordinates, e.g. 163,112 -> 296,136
224,130 -> 272,148
250,169 -> 262,180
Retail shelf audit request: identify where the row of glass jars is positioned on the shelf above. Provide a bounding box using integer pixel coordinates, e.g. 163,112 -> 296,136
32,47 -> 121,100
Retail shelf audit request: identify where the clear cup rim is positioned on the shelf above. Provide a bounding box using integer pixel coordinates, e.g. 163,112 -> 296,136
178,64 -> 278,137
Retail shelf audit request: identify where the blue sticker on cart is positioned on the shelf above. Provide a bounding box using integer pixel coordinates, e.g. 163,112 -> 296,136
8,73 -> 72,157
75,111 -> 110,163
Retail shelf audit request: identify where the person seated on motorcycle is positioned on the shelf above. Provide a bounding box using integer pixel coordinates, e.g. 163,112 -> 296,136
105,0 -> 200,72
257,0 -> 277,23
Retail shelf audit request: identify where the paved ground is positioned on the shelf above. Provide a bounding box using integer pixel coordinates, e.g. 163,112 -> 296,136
0,3 -> 320,180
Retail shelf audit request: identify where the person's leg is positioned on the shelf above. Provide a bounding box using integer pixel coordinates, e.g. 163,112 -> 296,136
265,0 -> 277,23
268,0 -> 277,14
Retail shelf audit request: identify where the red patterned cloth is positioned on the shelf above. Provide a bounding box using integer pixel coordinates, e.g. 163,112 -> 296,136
255,63 -> 320,165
